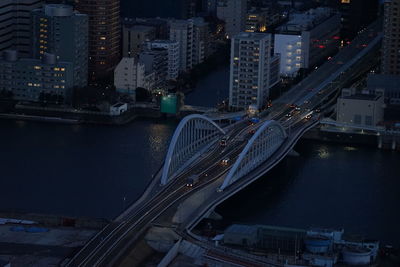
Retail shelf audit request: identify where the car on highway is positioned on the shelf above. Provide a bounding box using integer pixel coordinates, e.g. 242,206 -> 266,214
304,100 -> 310,104
295,106 -> 301,111
285,113 -> 292,118
305,114 -> 312,120
186,174 -> 199,187
221,158 -> 230,166
220,138 -> 227,147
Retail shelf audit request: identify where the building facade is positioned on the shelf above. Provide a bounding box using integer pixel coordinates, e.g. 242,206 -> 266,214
32,4 -> 88,88
0,0 -> 44,57
148,40 -> 180,80
139,48 -> 168,88
170,19 -> 194,71
274,7 -> 340,77
114,57 -> 155,96
217,0 -> 247,39
0,50 -> 74,103
169,17 -> 209,71
382,0 -> 400,75
122,25 -> 156,57
229,32 -> 280,109
336,88 -> 384,127
75,0 -> 120,83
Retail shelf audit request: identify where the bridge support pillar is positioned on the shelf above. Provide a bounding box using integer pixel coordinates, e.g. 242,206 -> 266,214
391,138 -> 396,150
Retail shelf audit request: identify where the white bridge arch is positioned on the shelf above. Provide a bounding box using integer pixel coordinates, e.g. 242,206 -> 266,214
161,114 -> 226,185
220,120 -> 287,190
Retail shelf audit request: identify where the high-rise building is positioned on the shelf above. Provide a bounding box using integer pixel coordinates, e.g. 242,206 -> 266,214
75,0 -> 121,84
170,19 -> 194,71
382,0 -> 400,75
169,17 -> 209,71
229,32 -> 280,109
217,0 -> 247,38
0,0 -> 44,57
32,4 -> 88,88
148,40 -> 180,80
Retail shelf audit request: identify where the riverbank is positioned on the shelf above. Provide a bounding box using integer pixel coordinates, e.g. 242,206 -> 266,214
0,101 -> 167,125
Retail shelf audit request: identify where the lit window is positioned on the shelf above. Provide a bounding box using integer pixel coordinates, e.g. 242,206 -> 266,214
34,66 -> 41,70
60,68 -> 65,71
100,37 -> 106,40
54,67 -> 60,71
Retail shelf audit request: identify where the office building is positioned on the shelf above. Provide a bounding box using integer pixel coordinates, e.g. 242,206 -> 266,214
0,50 -> 74,103
217,0 -> 247,38
0,0 -> 44,57
382,0 -> 400,75
336,88 -> 384,127
139,48 -> 168,87
274,7 -> 340,77
229,32 -> 280,109
114,57 -> 155,97
148,40 -> 180,80
75,0 -> 120,83
32,4 -> 88,88
122,25 -> 156,57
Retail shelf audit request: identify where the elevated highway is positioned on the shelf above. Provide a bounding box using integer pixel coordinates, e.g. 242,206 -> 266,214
66,19 -> 382,267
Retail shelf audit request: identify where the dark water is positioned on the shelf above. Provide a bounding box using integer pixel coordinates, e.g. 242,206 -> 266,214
0,65 -> 399,247
217,140 -> 400,246
0,118 -> 176,219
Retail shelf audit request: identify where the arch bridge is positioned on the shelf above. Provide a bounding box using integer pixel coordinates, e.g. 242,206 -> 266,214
161,114 -> 225,185
219,120 -> 287,190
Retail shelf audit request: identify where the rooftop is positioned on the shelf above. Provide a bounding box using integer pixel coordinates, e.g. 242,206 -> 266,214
278,7 -> 334,33
342,94 -> 381,101
234,32 -> 271,40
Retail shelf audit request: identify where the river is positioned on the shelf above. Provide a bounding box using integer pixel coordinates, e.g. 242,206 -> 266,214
0,65 -> 399,246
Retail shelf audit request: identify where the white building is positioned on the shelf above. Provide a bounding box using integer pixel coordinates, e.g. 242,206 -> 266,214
0,0 -> 44,57
169,17 -> 209,72
170,19 -> 194,71
274,7 -> 340,77
148,40 -> 180,80
229,32 -> 280,109
217,0 -> 247,39
336,88 -> 384,127
114,57 -> 155,99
